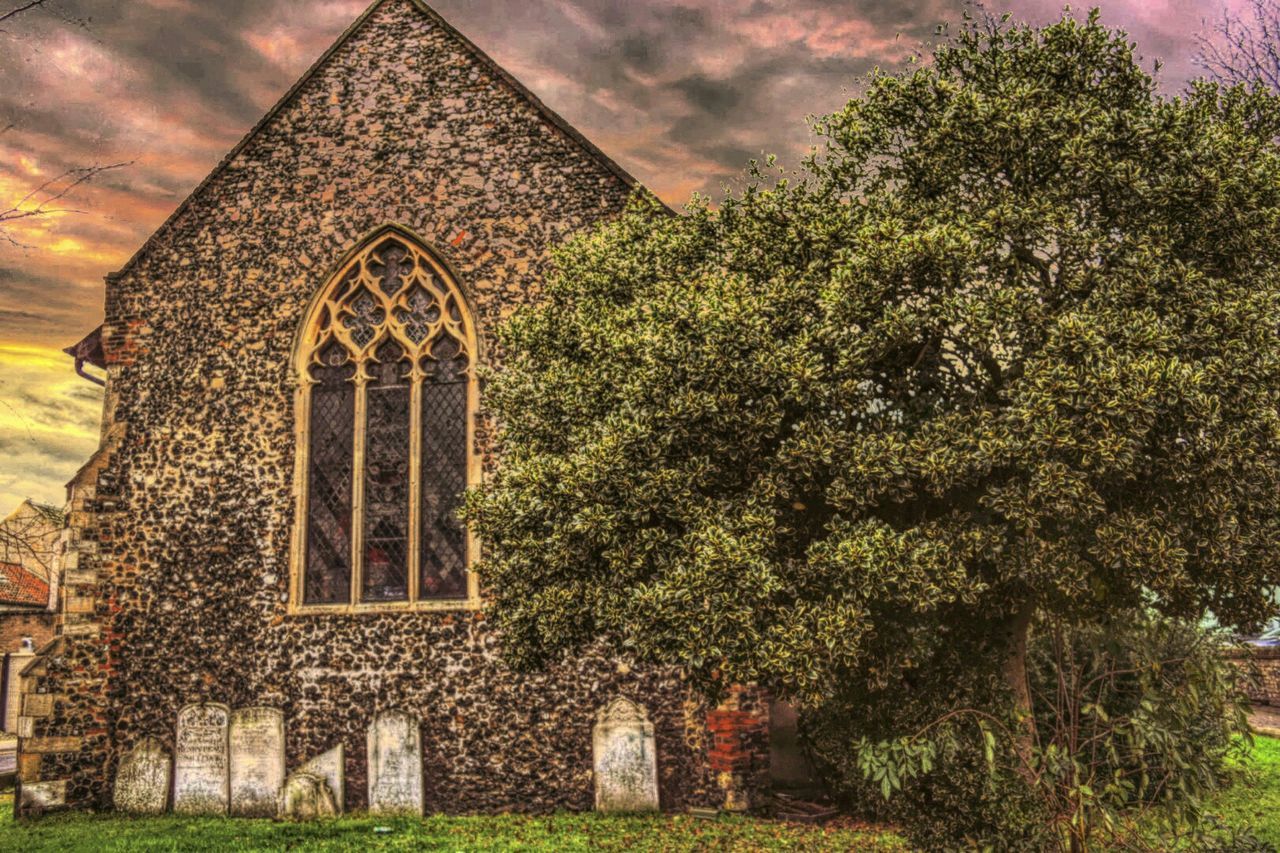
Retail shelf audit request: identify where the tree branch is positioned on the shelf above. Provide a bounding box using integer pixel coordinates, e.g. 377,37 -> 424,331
0,0 -> 48,25
0,161 -> 130,248
1195,0 -> 1280,91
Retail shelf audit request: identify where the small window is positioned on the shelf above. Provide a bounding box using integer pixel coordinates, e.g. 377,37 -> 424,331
291,228 -> 478,612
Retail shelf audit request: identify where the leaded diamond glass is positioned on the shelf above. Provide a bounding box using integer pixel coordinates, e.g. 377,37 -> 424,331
362,340 -> 412,603
396,285 -> 441,344
420,351 -> 469,599
304,342 -> 355,605
368,238 -> 415,297
342,287 -> 384,349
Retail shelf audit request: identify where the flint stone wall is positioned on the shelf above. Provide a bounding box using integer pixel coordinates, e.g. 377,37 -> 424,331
19,0 -> 738,814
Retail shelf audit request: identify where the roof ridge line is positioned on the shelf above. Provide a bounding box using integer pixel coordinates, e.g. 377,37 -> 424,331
106,0 -> 649,284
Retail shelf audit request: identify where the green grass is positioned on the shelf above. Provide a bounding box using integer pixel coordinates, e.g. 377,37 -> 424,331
3,736 -> 1276,851
1202,734 -> 1280,848
0,795 -> 904,852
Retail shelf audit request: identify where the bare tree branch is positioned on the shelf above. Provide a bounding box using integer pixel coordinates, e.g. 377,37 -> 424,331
1196,0 -> 1280,91
0,0 -> 50,26
0,0 -> 91,37
0,161 -> 130,248
0,500 -> 63,582
0,1 -> 114,247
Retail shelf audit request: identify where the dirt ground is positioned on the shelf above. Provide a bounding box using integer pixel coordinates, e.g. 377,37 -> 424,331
1250,705 -> 1280,735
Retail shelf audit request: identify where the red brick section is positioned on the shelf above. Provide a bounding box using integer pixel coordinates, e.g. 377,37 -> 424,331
705,685 -> 771,810
0,562 -> 50,608
0,612 -> 54,655
1226,645 -> 1280,706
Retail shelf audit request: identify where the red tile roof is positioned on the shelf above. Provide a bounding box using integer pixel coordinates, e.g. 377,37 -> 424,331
0,561 -> 49,608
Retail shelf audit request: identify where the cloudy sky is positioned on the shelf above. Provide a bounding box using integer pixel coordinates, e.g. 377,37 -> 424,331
0,0 -> 1246,509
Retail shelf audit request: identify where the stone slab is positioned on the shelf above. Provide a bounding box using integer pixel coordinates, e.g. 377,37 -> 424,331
22,693 -> 54,717
367,710 -> 423,816
230,706 -> 285,817
19,779 -> 66,811
113,736 -> 170,815
173,702 -> 230,815
279,770 -> 337,820
23,735 -> 81,754
593,697 -> 659,812
299,743 -> 345,813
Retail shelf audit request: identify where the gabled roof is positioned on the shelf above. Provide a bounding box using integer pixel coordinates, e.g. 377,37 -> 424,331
107,0 -> 644,283
3,499 -> 63,527
24,501 -> 65,525
0,561 -> 49,608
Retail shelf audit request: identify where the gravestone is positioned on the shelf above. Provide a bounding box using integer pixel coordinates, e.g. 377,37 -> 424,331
278,771 -> 338,820
230,706 -> 285,817
592,697 -> 659,812
366,710 -> 423,815
299,743 -> 345,813
113,736 -> 170,814
18,779 -> 66,812
173,702 -> 230,814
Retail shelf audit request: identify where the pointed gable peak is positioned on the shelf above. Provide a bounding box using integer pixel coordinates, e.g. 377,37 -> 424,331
108,0 -> 640,282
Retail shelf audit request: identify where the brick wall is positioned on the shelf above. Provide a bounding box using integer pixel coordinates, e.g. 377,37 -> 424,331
1226,645 -> 1280,706
705,686 -> 772,811
0,613 -> 54,656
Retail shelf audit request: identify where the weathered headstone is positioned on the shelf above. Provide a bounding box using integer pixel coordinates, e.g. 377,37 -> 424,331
230,706 -> 285,817
366,710 -> 423,815
299,743 -> 345,813
173,702 -> 230,815
113,736 -> 170,814
592,696 -> 659,812
18,779 -> 66,812
278,771 -> 338,820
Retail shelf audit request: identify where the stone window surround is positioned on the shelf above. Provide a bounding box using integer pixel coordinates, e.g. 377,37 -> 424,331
287,223 -> 482,614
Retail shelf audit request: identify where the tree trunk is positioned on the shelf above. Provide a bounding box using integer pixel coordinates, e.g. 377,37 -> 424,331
1002,600 -> 1038,784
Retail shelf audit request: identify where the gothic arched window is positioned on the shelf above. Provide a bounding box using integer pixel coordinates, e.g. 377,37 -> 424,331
290,227 -> 478,612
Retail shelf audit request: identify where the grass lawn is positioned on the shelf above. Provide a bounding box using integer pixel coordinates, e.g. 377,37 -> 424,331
1202,734 -> 1280,848
0,795 -> 905,852
2,736 -> 1277,851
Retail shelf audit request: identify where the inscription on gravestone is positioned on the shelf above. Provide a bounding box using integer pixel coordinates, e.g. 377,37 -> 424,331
230,706 -> 285,817
367,710 -> 423,815
113,736 -> 170,814
593,697 -> 659,812
173,702 -> 230,814
299,743 -> 345,813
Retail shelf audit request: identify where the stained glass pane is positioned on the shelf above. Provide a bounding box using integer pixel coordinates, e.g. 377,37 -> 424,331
343,287 -> 385,350
420,345 -> 469,599
304,343 -> 355,605
369,238 -> 415,297
362,340 -> 412,603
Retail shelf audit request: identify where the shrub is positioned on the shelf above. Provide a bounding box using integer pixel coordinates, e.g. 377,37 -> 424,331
803,613 -> 1251,850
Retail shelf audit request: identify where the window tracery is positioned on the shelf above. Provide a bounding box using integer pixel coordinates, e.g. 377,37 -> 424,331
292,229 -> 478,611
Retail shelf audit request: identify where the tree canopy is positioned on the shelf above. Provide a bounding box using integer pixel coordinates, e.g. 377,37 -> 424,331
467,12 -> 1280,713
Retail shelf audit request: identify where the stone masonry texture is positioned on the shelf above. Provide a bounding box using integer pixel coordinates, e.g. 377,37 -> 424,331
19,0 -> 770,815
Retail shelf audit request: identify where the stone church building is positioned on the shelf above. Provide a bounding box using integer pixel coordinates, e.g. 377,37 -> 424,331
15,0 -> 783,815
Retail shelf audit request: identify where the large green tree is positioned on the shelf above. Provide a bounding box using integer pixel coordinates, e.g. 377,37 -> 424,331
468,13 -> 1280,736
